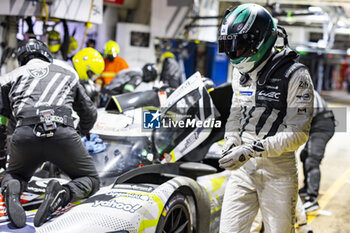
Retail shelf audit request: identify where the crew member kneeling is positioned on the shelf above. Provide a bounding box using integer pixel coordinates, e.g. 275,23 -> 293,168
0,39 -> 100,228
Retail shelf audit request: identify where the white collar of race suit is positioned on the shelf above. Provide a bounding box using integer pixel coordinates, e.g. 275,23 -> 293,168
245,47 -> 276,82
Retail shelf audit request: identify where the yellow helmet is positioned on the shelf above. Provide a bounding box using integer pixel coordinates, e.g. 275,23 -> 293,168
160,51 -> 175,62
72,48 -> 105,80
48,30 -> 61,53
103,40 -> 120,58
68,36 -> 78,55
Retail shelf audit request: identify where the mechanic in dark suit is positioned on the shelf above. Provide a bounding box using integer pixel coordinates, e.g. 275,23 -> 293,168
300,90 -> 335,212
0,39 -> 100,228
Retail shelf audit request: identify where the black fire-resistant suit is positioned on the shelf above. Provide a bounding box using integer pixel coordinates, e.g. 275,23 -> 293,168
0,58 -> 100,200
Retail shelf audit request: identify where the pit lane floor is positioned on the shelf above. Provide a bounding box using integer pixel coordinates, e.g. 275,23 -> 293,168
297,99 -> 350,233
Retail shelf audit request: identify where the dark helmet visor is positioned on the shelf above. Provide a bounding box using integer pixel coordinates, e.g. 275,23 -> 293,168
48,39 -> 60,46
218,34 -> 251,60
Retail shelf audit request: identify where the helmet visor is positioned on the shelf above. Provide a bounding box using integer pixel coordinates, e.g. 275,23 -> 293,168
218,34 -> 250,60
48,39 -> 60,46
87,70 -> 99,81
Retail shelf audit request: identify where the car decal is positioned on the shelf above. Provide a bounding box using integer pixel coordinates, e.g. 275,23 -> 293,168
106,191 -> 150,201
92,200 -> 142,213
210,176 -> 227,193
114,184 -> 155,192
136,191 -> 164,232
197,171 -> 231,232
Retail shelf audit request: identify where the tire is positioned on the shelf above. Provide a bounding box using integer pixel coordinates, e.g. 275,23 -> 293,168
156,192 -> 193,233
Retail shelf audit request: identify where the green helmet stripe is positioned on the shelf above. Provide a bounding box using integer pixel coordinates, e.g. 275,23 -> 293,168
232,4 -> 250,16
225,5 -> 247,20
230,56 -> 245,64
240,6 -> 257,34
233,8 -> 250,25
247,34 -> 276,63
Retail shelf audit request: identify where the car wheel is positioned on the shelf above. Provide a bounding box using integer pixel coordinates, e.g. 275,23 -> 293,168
156,192 -> 192,233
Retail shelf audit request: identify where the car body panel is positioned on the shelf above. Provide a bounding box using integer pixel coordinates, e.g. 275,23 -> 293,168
0,72 -> 228,232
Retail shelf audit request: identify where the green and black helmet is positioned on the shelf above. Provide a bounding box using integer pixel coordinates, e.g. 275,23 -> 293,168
218,4 -> 277,73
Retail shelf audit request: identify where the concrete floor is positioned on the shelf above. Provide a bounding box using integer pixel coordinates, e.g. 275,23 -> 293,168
297,99 -> 350,233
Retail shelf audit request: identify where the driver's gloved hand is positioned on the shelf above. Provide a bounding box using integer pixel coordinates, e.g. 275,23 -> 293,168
219,141 -> 264,170
222,137 -> 237,154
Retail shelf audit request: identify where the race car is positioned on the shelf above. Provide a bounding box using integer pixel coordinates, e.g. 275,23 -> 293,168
0,72 -> 234,233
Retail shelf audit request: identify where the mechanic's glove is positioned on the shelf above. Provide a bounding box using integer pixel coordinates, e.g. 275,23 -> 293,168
85,133 -> 91,141
219,141 -> 264,170
79,128 -> 90,139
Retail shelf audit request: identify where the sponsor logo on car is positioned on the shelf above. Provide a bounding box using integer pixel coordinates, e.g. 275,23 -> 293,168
179,132 -> 199,154
26,186 -> 45,193
163,152 -> 173,163
92,200 -> 142,213
106,191 -> 150,201
116,184 -> 155,192
20,193 -> 40,204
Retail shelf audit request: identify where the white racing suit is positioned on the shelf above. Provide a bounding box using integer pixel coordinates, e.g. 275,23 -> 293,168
250,195 -> 312,233
220,48 -> 314,233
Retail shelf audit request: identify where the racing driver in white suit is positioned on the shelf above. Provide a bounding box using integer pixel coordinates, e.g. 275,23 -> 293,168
217,4 -> 314,233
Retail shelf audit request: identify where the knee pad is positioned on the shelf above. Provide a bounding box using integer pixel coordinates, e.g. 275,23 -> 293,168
304,157 -> 320,173
308,147 -> 325,161
307,136 -> 326,160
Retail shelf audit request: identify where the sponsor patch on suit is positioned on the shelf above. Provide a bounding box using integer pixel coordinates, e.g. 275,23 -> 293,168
239,91 -> 254,96
296,92 -> 312,103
